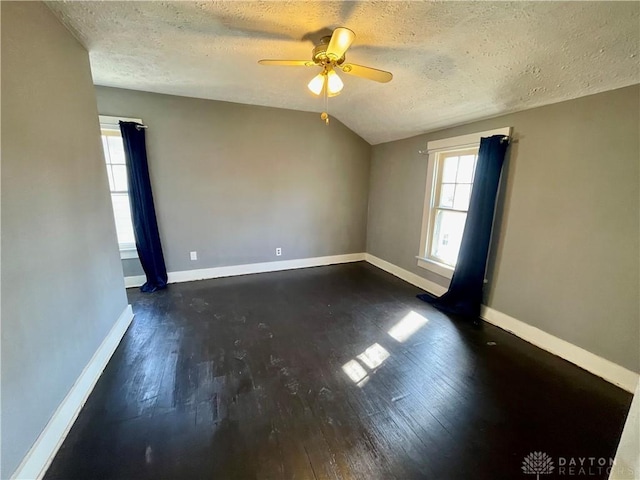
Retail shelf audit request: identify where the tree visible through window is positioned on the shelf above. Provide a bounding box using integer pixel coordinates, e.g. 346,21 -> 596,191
101,128 -> 135,251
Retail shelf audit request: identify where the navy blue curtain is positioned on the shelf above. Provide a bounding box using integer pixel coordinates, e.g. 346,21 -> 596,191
119,122 -> 168,293
418,135 -> 509,318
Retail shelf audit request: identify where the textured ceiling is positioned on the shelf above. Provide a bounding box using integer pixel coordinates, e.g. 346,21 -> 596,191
47,1 -> 639,144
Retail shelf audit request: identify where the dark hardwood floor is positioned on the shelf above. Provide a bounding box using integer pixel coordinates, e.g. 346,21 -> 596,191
45,262 -> 632,480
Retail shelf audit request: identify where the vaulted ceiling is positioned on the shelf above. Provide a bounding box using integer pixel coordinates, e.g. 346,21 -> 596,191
47,1 -> 639,144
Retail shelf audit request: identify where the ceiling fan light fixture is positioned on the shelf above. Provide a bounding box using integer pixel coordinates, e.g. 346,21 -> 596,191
326,69 -> 344,95
307,72 -> 325,95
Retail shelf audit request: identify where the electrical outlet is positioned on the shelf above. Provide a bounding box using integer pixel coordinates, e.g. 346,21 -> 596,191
275,247 -> 282,256
190,251 -> 197,261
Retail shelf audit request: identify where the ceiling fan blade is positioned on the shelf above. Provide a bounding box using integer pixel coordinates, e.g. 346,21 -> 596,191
258,60 -> 315,67
326,27 -> 355,59
340,63 -> 393,83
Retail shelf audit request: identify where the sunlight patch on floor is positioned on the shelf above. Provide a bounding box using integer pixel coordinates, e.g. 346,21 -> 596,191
388,310 -> 429,342
342,359 -> 368,384
342,343 -> 391,388
341,311 -> 429,388
357,343 -> 390,369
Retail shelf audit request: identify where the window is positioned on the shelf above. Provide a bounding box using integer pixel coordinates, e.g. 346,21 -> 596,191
417,127 -> 510,278
99,115 -> 142,259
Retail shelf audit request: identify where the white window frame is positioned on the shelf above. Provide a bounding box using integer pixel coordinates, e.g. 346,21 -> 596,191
417,127 -> 511,278
99,115 -> 143,260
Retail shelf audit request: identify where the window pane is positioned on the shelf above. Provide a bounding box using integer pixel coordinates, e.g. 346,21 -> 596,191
101,134 -> 114,189
441,156 -> 458,183
439,184 -> 455,208
453,184 -> 472,210
101,136 -> 110,162
112,165 -> 128,192
111,193 -> 135,246
104,165 -> 115,191
107,136 -> 126,164
457,155 -> 476,183
431,209 -> 467,266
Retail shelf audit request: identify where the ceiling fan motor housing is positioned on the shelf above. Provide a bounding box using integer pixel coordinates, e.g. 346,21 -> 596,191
313,36 -> 346,66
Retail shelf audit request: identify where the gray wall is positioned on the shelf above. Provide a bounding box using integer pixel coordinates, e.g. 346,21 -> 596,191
95,87 -> 371,276
1,3 -> 128,477
367,85 -> 639,372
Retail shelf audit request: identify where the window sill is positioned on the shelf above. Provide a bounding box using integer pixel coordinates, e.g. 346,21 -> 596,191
416,256 -> 454,279
120,248 -> 138,260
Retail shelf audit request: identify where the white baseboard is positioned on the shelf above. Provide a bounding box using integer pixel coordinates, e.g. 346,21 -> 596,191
364,254 -> 639,393
480,306 -> 639,393
124,253 -> 366,288
11,305 -> 135,480
364,253 -> 448,296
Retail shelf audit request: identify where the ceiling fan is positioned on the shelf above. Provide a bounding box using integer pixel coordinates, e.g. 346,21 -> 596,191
258,27 -> 393,123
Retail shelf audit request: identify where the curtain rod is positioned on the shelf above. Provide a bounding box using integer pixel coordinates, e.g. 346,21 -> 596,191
418,135 -> 510,155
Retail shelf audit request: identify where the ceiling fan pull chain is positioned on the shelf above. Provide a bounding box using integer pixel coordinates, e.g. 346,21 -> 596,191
322,79 -> 330,125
